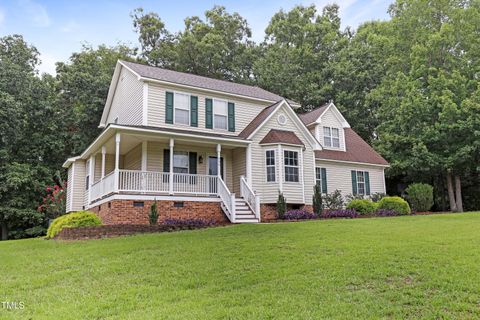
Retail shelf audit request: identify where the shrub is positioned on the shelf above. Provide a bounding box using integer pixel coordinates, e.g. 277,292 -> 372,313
377,196 -> 411,215
323,190 -> 344,210
283,210 -> 317,220
46,211 -> 101,239
149,200 -> 159,225
312,184 -> 323,216
345,193 -> 364,202
370,193 -> 386,203
375,209 -> 399,217
405,183 -> 434,212
277,192 -> 287,219
346,199 -> 377,215
322,209 -> 358,219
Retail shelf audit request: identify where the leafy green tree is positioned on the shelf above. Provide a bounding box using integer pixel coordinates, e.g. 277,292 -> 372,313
55,44 -> 137,155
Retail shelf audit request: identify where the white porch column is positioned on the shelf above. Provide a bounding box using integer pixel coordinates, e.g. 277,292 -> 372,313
88,155 -> 94,204
277,144 -> 283,193
216,144 -> 222,179
101,146 -> 106,179
169,138 -> 174,195
114,133 -> 121,193
141,141 -> 148,171
246,144 -> 252,186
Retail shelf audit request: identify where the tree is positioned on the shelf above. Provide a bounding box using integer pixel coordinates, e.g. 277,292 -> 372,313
132,6 -> 257,82
55,44 -> 137,156
373,0 -> 480,212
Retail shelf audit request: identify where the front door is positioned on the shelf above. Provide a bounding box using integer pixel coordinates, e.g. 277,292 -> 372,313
208,156 -> 224,193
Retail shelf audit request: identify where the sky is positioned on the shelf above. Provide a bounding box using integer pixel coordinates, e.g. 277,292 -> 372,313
0,0 -> 392,75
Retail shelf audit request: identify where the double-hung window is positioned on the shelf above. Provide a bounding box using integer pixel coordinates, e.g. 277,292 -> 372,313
284,150 -> 299,182
174,93 -> 190,125
356,171 -> 365,195
323,127 -> 340,148
213,100 -> 228,130
315,167 -> 327,193
265,150 -> 276,182
352,170 -> 370,195
173,151 -> 189,173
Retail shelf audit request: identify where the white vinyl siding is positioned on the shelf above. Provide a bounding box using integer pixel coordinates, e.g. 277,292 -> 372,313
65,160 -> 86,212
316,108 -> 346,151
106,67 -> 143,125
232,147 -> 246,195
251,103 -> 315,204
315,160 -> 385,198
147,82 -> 271,135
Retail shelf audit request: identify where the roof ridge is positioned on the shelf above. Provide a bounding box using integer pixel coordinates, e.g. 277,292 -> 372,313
120,60 -> 281,99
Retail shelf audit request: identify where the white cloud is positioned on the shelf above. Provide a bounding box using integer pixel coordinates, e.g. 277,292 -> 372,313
60,20 -> 80,33
37,52 -> 58,75
19,0 -> 51,27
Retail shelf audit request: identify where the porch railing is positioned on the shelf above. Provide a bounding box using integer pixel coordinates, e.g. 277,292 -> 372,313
217,177 -> 236,222
240,175 -> 261,221
90,171 -> 116,201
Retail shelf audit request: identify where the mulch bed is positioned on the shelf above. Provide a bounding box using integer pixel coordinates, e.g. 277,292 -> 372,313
55,223 -> 229,241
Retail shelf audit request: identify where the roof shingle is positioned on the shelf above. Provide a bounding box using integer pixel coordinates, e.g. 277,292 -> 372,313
298,103 -> 329,126
121,60 -> 284,102
315,128 -> 389,166
259,129 -> 304,146
238,101 -> 282,138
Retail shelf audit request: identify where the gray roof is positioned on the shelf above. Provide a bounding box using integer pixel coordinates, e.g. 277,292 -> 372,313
298,103 -> 330,126
121,60 -> 284,102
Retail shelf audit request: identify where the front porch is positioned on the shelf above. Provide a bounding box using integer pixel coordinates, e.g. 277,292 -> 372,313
85,127 -> 260,223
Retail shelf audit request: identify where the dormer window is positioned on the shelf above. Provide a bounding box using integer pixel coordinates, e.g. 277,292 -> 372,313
213,99 -> 228,130
323,127 -> 340,148
174,93 -> 190,125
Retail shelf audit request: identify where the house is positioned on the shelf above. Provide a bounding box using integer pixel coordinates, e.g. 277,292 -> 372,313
63,60 -> 389,224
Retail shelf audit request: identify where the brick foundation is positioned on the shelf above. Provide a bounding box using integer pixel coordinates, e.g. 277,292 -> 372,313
89,199 -> 229,225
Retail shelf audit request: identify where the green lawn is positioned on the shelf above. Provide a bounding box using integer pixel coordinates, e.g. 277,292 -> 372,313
1,213 -> 480,319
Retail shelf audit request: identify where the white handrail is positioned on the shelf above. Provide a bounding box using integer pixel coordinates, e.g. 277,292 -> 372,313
240,175 -> 261,221
217,177 -> 235,222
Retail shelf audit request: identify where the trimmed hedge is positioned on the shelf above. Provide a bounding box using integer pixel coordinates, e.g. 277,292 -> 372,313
346,199 -> 377,215
377,196 -> 411,215
405,183 -> 434,212
46,211 -> 101,239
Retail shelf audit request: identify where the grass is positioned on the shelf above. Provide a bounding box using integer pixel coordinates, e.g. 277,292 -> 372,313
2,213 -> 480,319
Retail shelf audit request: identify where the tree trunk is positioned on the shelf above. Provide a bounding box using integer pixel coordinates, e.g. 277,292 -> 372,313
1,223 -> 7,241
446,172 -> 457,212
455,175 -> 463,212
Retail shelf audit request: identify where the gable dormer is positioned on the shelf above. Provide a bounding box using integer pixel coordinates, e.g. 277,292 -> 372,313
299,102 -> 350,152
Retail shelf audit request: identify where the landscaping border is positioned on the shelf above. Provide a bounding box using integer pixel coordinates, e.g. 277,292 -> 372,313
54,223 -> 227,240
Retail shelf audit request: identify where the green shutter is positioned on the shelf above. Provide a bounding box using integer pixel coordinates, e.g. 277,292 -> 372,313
365,171 -> 370,195
321,168 -> 328,194
190,96 -> 198,127
163,149 -> 170,172
228,102 -> 235,132
165,92 -> 174,124
189,152 -> 197,174
351,170 -> 357,195
205,98 -> 213,129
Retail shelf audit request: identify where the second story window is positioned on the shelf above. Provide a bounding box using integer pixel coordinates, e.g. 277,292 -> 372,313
323,127 -> 340,148
213,100 -> 228,130
174,93 -> 190,125
284,150 -> 299,182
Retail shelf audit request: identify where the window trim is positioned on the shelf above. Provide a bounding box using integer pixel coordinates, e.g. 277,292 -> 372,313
265,149 -> 276,183
283,149 -> 300,183
315,167 -> 327,193
173,91 -> 191,126
212,98 -> 229,130
172,151 -> 190,174
323,126 -> 340,149
356,170 -> 366,195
